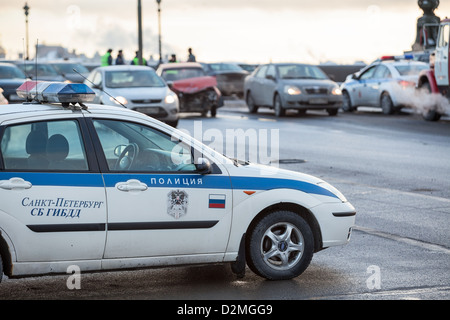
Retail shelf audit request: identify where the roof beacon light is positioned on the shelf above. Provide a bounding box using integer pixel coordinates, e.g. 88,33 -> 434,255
16,80 -> 95,105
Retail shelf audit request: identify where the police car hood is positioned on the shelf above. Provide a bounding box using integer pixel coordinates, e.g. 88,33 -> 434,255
105,86 -> 168,99
226,161 -> 346,201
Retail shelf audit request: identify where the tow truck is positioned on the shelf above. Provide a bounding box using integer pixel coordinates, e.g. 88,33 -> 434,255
417,18 -> 450,121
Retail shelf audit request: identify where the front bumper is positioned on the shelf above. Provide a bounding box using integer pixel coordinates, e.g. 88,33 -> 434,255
311,201 -> 356,248
283,93 -> 343,109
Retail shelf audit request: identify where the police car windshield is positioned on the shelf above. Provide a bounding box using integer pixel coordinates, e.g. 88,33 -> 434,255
394,64 -> 428,76
162,68 -> 205,81
278,65 -> 328,80
105,70 -> 165,88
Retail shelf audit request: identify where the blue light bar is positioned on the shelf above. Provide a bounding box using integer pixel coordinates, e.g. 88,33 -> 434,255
17,81 -> 95,104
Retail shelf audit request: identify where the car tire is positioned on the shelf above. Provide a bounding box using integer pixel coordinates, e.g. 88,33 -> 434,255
0,252 -> 3,283
420,82 -> 442,121
246,92 -> 258,113
210,105 -> 217,117
297,109 -> 307,116
380,93 -> 394,115
166,119 -> 179,128
274,94 -> 285,117
342,91 -> 355,112
327,108 -> 338,116
246,210 -> 314,280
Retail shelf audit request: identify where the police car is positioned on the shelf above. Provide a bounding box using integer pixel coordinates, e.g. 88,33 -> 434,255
341,55 -> 429,114
0,81 -> 355,282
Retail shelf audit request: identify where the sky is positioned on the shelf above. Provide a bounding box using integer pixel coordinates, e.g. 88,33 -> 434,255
0,0 -> 449,65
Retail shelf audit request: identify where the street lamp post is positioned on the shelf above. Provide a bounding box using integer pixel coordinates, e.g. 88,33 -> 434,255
23,2 -> 30,60
156,0 -> 162,64
137,0 -> 143,65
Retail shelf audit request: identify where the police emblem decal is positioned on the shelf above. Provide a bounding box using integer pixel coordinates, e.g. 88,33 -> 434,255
167,190 -> 188,219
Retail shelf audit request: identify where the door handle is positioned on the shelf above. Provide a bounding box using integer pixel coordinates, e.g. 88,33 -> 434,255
116,179 -> 148,192
0,178 -> 32,190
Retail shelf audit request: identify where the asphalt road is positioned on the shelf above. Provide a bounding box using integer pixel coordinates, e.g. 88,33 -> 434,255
1,101 -> 449,301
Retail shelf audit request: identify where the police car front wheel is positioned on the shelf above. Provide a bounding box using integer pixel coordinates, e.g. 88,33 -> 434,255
246,210 -> 314,280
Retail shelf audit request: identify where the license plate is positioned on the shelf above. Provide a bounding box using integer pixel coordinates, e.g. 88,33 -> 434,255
136,107 -> 160,114
309,98 -> 328,105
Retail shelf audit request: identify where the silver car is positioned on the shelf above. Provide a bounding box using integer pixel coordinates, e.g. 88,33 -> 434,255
84,65 -> 179,127
244,63 -> 343,117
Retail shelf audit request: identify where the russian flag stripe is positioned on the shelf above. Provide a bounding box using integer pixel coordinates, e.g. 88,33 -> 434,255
209,194 -> 226,208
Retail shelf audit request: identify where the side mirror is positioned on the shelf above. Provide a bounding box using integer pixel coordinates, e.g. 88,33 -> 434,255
166,80 -> 174,88
266,74 -> 276,81
195,157 -> 211,174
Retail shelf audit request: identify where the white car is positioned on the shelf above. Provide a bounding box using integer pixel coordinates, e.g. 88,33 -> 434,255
340,56 -> 429,114
84,65 -> 179,127
0,81 -> 355,281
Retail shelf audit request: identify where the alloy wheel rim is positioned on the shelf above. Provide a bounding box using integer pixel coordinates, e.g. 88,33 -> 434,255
260,222 -> 304,270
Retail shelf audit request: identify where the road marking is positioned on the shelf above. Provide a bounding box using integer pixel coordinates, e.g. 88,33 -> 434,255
354,225 -> 450,255
314,285 -> 450,300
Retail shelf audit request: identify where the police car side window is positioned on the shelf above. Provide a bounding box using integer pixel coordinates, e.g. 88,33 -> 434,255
93,119 -> 196,173
359,66 -> 377,80
373,65 -> 391,79
255,66 -> 268,79
0,120 -> 89,171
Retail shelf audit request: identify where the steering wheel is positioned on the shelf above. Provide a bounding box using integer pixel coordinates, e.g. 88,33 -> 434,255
114,143 -> 139,171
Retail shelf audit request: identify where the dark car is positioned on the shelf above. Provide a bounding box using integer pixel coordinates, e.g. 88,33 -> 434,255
244,63 -> 343,117
156,62 -> 223,117
0,62 -> 27,103
48,61 -> 90,83
15,62 -> 66,82
200,62 -> 249,98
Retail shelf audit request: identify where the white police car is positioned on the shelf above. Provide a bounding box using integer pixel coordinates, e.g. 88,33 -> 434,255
341,55 -> 429,114
0,81 -> 355,281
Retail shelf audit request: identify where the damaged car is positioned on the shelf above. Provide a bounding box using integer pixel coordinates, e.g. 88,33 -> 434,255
157,62 -> 223,117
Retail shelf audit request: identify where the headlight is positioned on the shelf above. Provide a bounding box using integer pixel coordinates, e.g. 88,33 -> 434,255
331,87 -> 342,95
165,93 -> 176,104
110,96 -> 128,105
164,93 -> 177,104
284,85 -> 302,95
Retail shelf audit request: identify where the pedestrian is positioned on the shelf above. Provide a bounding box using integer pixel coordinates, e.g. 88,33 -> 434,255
101,49 -> 113,66
187,48 -> 196,62
131,51 -> 147,65
169,54 -> 177,63
115,50 -> 125,65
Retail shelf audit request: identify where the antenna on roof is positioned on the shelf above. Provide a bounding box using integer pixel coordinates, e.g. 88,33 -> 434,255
35,39 -> 38,98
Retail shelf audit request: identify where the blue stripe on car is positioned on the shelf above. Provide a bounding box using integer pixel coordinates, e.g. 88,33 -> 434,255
0,172 -> 338,199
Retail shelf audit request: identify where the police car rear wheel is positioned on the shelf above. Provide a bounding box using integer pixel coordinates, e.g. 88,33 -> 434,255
381,93 -> 394,115
247,210 -> 314,280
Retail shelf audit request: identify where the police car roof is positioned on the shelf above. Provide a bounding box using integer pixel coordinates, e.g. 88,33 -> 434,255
0,101 -> 151,123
